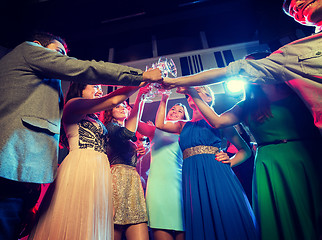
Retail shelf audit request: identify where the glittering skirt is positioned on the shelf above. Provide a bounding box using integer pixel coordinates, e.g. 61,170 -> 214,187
28,149 -> 113,240
111,164 -> 148,225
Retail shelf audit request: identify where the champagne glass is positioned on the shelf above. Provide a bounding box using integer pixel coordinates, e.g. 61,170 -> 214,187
141,57 -> 177,102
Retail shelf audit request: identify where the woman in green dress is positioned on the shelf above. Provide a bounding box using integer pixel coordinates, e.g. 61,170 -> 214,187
176,53 -> 322,240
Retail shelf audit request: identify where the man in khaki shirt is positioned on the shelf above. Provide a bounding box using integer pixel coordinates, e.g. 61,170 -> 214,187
163,0 -> 322,134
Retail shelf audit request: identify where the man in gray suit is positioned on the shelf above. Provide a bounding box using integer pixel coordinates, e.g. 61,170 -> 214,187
0,32 -> 162,240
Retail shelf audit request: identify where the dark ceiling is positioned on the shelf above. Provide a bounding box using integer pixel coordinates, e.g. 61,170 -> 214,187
0,0 -> 314,63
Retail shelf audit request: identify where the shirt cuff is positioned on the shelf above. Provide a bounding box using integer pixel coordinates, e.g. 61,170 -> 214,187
226,60 -> 246,76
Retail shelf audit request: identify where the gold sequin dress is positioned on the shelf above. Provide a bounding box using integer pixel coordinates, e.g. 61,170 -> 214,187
28,114 -> 113,240
105,122 -> 148,225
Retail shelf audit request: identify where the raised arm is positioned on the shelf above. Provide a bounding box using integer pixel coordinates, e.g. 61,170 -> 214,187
125,87 -> 146,133
180,87 -> 242,128
130,86 -> 157,140
63,83 -> 145,123
25,41 -> 163,86
155,94 -> 184,134
138,121 -> 156,140
163,67 -> 227,89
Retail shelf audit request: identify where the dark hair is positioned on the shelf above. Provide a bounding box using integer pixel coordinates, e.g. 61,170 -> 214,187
282,0 -> 292,15
65,82 -> 88,104
28,31 -> 69,53
243,52 -> 272,123
243,85 -> 273,123
60,82 -> 88,149
102,102 -> 127,126
243,51 -> 285,123
103,108 -> 114,126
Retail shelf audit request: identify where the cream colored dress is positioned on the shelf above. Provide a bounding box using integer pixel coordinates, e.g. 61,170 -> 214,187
28,114 -> 113,240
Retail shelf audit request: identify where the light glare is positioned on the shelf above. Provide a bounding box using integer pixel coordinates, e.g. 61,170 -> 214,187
226,79 -> 245,94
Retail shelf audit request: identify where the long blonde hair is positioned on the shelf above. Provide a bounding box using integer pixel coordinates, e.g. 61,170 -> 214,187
198,86 -> 215,107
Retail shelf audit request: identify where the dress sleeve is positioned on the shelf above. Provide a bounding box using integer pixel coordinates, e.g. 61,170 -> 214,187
23,41 -> 144,86
226,49 -> 287,84
106,122 -> 137,142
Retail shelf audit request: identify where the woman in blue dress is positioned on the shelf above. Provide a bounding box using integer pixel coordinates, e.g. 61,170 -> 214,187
163,86 -> 258,240
178,52 -> 322,240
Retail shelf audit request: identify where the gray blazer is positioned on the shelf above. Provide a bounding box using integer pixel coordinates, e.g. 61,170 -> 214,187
0,41 -> 144,183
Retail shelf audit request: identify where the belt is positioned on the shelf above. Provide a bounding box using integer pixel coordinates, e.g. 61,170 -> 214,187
257,138 -> 302,147
182,145 -> 219,160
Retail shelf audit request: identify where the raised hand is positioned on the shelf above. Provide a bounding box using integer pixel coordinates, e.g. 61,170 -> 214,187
161,77 -> 177,89
142,68 -> 163,83
136,145 -> 146,157
146,121 -> 155,127
137,84 -> 151,97
176,86 -> 192,95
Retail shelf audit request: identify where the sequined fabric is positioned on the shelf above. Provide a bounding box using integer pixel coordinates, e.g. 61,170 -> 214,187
182,145 -> 219,160
28,115 -> 113,240
105,121 -> 137,167
111,164 -> 148,225
78,114 -> 107,154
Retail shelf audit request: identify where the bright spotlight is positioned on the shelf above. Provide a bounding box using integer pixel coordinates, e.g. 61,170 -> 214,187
225,79 -> 245,96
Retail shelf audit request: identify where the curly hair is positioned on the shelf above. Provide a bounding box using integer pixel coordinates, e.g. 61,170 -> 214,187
103,108 -> 114,126
102,102 -> 128,126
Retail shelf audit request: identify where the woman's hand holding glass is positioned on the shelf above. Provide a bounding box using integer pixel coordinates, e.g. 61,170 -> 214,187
136,145 -> 146,157
142,57 -> 177,102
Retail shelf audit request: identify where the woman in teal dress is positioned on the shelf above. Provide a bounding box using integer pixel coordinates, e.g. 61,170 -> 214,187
181,68 -> 322,239
138,91 -> 190,240
164,86 -> 258,240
